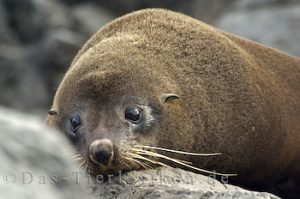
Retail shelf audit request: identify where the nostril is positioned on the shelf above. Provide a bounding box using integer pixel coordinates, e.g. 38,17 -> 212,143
93,150 -> 112,166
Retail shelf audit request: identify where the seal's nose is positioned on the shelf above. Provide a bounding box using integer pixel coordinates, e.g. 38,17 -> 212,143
93,150 -> 111,165
89,139 -> 114,166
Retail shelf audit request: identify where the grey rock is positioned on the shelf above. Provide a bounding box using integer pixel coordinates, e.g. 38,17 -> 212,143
72,3 -> 115,36
0,106 -> 92,199
232,0 -> 299,10
65,0 -> 234,23
2,0 -> 72,43
94,167 -> 280,199
189,0 -> 235,23
0,0 -> 81,113
216,3 -> 300,56
0,0 -> 15,44
0,45 -> 49,114
35,29 -> 86,93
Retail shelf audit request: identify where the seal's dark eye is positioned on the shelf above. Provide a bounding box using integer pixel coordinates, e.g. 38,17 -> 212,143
66,114 -> 82,140
70,115 -> 81,132
125,107 -> 142,123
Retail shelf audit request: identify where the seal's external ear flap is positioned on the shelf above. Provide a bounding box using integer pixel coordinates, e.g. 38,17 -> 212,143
161,93 -> 179,103
48,109 -> 58,115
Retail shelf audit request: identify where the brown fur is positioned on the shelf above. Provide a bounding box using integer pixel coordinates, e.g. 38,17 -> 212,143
46,9 -> 300,198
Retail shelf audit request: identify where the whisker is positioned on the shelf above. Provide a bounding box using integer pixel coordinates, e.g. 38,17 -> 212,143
79,157 -> 87,167
118,159 -> 132,170
81,164 -> 87,172
72,154 -> 82,158
123,156 -> 149,169
123,162 -> 131,170
72,157 -> 83,161
72,154 -> 84,163
135,145 -> 222,156
74,155 -> 88,173
134,148 -> 237,176
138,161 -> 153,169
128,151 -> 186,167
127,151 -> 182,175
122,156 -> 136,167
132,158 -> 151,169
126,152 -> 154,169
131,148 -> 192,165
127,152 -> 156,165
83,163 -> 88,172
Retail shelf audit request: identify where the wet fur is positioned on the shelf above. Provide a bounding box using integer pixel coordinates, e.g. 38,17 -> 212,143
47,9 -> 300,198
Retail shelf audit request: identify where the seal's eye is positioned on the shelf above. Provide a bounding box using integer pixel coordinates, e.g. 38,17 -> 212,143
66,114 -> 82,140
125,107 -> 142,123
70,114 -> 81,132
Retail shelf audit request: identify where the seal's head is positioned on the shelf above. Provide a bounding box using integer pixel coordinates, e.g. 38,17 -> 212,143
45,23 -> 195,175
46,58 -> 187,175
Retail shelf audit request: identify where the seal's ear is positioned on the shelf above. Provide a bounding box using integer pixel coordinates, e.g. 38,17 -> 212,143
161,93 -> 179,103
48,109 -> 58,116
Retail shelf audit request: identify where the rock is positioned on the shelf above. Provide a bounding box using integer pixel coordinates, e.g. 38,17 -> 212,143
72,3 -> 115,36
0,45 -> 49,114
93,167 -> 280,199
63,0 -> 234,23
0,0 -> 80,113
188,0 -> 235,23
61,0 -> 197,17
0,106 -> 92,199
34,29 -> 86,98
232,0 -> 299,10
2,0 -> 72,43
0,0 -> 15,44
215,1 -> 300,56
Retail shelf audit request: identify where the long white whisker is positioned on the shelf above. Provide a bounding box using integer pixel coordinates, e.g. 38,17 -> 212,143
126,152 -> 158,169
133,148 -> 236,176
127,152 -> 180,174
118,159 -> 131,170
135,145 -> 222,156
72,157 -> 83,161
129,149 -> 192,165
123,157 -> 149,169
79,158 -> 87,167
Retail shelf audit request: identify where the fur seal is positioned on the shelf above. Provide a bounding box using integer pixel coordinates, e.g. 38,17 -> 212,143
46,9 -> 300,198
